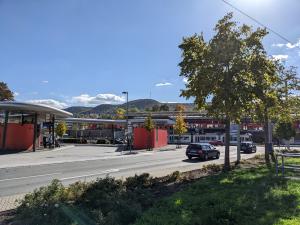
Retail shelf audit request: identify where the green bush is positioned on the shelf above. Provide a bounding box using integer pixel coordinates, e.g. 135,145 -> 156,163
16,180 -> 75,225
60,138 -> 88,144
202,164 -> 223,173
96,139 -> 111,144
14,175 -> 157,225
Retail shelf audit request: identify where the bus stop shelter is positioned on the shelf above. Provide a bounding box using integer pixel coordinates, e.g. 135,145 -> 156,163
0,102 -> 72,152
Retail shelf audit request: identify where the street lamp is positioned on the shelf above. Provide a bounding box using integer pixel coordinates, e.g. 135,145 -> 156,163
122,91 -> 130,152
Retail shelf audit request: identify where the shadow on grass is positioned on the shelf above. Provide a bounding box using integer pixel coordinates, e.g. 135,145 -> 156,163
134,167 -> 300,225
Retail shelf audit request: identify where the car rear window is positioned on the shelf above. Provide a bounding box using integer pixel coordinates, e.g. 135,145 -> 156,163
188,144 -> 202,149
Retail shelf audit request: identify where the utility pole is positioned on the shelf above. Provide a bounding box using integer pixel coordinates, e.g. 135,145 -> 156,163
122,91 -> 130,152
237,124 -> 241,164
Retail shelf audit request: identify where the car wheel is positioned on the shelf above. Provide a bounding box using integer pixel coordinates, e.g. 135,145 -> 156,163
253,148 -> 257,153
216,152 -> 220,159
188,156 -> 193,160
204,154 -> 208,161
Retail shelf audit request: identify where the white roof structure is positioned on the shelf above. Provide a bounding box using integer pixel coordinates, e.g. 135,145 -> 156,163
0,102 -> 72,118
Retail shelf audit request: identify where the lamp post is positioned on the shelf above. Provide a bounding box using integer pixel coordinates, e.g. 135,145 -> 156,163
122,91 -> 130,152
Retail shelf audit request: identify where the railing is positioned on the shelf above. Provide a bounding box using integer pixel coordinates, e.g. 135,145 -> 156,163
275,153 -> 300,177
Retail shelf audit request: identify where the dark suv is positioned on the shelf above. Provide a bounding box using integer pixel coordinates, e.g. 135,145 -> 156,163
186,143 -> 220,160
241,142 -> 256,153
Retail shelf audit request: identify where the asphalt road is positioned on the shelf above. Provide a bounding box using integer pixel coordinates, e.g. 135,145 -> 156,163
0,145 -> 264,197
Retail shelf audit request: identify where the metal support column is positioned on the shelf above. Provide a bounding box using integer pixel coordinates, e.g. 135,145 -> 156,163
112,124 -> 115,144
32,113 -> 38,152
52,116 -> 55,148
1,111 -> 9,150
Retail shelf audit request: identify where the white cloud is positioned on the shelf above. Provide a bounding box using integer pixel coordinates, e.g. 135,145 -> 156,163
13,92 -> 19,97
272,43 -> 285,48
72,93 -> 125,106
272,54 -> 289,61
27,99 -> 68,109
42,80 -> 49,83
155,82 -> 173,87
182,78 -> 188,83
273,39 -> 300,49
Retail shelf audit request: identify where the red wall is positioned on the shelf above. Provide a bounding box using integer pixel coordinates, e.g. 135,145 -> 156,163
133,127 -> 168,150
0,124 -> 36,151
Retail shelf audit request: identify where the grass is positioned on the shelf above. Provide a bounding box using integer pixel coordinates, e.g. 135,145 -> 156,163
4,156 -> 300,225
134,163 -> 300,225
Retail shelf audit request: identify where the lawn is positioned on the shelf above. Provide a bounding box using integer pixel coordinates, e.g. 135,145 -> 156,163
134,165 -> 300,225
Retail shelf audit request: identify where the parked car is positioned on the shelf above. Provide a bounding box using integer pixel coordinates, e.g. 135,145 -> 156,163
241,142 -> 256,153
186,143 -> 220,160
209,140 -> 224,146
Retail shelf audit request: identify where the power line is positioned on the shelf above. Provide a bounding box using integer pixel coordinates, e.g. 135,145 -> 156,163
221,0 -> 292,43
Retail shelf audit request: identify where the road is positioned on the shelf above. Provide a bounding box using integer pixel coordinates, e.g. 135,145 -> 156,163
0,145 -> 264,198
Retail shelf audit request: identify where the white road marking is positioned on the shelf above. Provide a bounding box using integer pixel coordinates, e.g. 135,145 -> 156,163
0,173 -> 61,182
59,169 -> 120,181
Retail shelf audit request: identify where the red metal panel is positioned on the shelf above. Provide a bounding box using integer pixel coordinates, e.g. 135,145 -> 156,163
0,124 -> 35,151
133,127 -> 168,150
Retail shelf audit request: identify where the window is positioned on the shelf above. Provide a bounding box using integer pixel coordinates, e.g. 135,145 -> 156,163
202,145 -> 209,150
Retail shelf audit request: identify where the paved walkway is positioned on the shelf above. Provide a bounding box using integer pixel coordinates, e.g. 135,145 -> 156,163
0,194 -> 25,212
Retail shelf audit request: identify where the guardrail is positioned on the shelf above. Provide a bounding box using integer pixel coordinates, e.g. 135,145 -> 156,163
275,153 -> 300,177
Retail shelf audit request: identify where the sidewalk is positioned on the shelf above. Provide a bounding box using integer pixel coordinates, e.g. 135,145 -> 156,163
0,194 -> 25,212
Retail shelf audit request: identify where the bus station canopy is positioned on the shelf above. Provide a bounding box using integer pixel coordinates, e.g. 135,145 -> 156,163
0,102 -> 72,118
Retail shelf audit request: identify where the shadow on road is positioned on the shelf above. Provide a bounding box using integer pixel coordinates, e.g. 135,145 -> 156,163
182,158 -> 218,163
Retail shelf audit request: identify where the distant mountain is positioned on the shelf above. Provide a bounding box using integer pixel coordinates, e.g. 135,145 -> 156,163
121,99 -> 160,110
87,104 -> 119,114
64,106 -> 93,114
65,99 -> 195,116
83,99 -> 161,115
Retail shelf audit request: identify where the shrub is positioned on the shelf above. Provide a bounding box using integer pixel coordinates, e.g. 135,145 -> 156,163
14,175 -> 158,225
60,138 -> 88,144
15,180 -> 73,225
96,139 -> 111,144
202,164 -> 222,173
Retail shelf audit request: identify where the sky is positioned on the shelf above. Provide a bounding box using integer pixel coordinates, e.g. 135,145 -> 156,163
1,0 -> 300,109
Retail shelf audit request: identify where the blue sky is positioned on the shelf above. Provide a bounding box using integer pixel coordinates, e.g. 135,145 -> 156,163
1,0 -> 300,108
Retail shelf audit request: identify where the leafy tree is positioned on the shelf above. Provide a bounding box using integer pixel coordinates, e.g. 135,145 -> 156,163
248,50 -> 279,164
55,122 -> 67,138
144,114 -> 155,150
129,107 -> 140,113
175,104 -> 185,112
159,104 -> 169,112
0,82 -> 14,101
274,120 -> 296,149
99,114 -> 113,119
251,62 -> 300,163
277,65 -> 300,119
151,105 -> 160,112
173,112 -> 187,148
179,13 -> 268,169
115,108 -> 126,119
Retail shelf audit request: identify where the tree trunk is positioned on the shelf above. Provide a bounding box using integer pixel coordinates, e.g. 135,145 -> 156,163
264,119 -> 270,164
224,118 -> 230,171
263,106 -> 271,164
